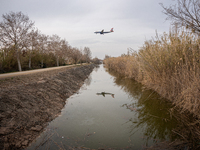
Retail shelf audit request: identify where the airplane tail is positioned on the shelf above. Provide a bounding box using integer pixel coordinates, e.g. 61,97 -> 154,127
110,28 -> 114,32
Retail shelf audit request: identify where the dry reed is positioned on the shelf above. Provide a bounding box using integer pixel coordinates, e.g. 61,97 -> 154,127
105,29 -> 200,117
104,29 -> 200,146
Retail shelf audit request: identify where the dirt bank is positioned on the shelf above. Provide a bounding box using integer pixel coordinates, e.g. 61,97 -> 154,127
0,64 -> 96,150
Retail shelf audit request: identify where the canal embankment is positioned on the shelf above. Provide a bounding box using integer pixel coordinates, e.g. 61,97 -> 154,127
0,64 -> 96,150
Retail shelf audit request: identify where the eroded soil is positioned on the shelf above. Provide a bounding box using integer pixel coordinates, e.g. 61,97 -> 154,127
0,64 -> 95,150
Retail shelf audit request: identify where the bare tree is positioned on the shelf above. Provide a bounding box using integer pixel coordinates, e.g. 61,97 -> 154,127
0,11 -> 34,71
104,55 -> 110,60
70,47 -> 82,64
160,0 -> 200,34
38,33 -> 48,68
60,39 -> 70,64
0,42 -> 3,72
49,34 -> 62,66
83,47 -> 92,63
27,29 -> 39,69
92,57 -> 101,64
66,45 -> 75,64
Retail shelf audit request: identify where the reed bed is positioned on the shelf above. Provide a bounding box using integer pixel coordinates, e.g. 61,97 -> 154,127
105,29 -> 200,118
104,29 -> 200,147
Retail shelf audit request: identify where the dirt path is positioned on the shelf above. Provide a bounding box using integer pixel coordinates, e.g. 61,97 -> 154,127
0,64 -> 85,80
0,64 -> 96,150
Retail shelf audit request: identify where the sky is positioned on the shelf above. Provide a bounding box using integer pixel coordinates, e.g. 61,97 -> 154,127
0,0 -> 176,59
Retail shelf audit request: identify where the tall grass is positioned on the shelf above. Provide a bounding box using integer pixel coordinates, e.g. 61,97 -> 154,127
104,29 -> 200,118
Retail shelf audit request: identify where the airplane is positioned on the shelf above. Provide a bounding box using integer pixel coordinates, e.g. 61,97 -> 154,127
94,28 -> 114,34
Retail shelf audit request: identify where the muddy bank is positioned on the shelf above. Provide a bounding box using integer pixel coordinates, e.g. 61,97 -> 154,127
0,64 -> 96,150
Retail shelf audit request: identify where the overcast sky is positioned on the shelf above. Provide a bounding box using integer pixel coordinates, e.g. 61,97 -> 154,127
0,0 -> 176,59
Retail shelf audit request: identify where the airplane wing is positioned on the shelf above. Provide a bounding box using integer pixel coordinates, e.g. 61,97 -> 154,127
94,29 -> 104,34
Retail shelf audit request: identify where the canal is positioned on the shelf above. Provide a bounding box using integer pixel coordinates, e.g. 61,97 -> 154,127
27,64 -> 178,150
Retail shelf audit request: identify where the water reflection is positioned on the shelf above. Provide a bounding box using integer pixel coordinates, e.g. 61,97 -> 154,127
84,65 -> 100,87
27,65 -> 182,150
106,68 -> 178,144
108,70 -> 143,100
93,65 -> 100,72
84,74 -> 92,86
96,92 -> 115,98
136,90 -> 177,141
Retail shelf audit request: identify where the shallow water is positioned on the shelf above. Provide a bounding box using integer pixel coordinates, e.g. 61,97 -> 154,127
27,65 -> 178,150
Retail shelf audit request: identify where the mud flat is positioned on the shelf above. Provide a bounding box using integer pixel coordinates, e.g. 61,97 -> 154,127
0,64 -> 96,150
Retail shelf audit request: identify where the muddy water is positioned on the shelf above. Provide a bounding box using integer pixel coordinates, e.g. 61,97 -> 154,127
27,65 -> 178,150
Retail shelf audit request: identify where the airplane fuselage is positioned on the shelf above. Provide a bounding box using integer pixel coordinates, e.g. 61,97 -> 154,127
94,28 -> 114,35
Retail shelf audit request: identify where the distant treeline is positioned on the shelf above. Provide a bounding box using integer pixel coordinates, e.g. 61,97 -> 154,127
0,12 -> 100,73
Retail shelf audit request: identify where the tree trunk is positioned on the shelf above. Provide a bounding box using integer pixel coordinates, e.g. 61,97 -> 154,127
41,59 -> 43,68
3,50 -> 5,60
29,57 -> 31,69
16,47 -> 22,72
29,47 -> 33,69
56,57 -> 59,66
17,56 -> 22,71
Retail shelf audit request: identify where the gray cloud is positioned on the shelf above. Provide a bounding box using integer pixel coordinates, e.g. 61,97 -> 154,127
0,0 -> 175,59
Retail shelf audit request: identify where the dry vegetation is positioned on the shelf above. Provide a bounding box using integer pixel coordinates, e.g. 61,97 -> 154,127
104,29 -> 200,147
105,0 -> 200,147
105,29 -> 200,117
